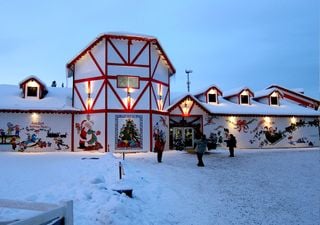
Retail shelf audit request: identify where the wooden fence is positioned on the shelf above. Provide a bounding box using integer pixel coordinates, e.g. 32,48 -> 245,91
0,199 -> 73,225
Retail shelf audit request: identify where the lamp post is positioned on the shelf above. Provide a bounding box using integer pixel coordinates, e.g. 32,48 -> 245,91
185,69 -> 193,92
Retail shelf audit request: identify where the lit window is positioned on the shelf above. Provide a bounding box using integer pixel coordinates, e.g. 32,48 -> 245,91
208,93 -> 217,103
240,95 -> 249,104
117,76 -> 139,89
270,96 -> 278,105
27,87 -> 38,97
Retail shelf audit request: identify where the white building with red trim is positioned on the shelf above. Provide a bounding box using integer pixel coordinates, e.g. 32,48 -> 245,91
0,33 -> 319,152
168,85 -> 320,149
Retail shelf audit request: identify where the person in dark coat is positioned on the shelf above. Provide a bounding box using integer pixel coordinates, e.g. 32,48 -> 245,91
225,134 -> 237,157
195,134 -> 207,167
154,131 -> 166,163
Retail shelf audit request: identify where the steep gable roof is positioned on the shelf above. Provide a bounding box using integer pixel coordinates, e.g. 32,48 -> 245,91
254,88 -> 284,99
223,87 -> 254,98
267,85 -> 319,109
66,32 -> 176,75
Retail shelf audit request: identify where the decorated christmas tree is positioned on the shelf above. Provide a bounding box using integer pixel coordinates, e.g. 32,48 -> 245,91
118,119 -> 141,148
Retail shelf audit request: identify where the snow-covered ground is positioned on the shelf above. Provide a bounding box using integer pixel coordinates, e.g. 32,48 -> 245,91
0,148 -> 319,225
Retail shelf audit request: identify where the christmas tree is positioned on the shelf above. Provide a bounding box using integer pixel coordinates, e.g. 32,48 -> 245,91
118,119 -> 141,148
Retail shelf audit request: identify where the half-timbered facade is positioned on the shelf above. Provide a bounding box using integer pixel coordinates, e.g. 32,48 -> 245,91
66,33 -> 175,152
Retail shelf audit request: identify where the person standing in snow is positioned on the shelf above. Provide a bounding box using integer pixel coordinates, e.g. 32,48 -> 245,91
225,134 -> 237,157
154,131 -> 166,163
195,134 -> 207,167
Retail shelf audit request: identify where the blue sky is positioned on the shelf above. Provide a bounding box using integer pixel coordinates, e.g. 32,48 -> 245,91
0,0 -> 319,99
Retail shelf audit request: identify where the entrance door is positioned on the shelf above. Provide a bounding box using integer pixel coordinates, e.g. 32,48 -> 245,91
172,127 -> 194,149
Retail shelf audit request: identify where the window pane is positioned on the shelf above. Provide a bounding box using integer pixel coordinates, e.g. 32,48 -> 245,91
208,94 -> 217,103
117,76 -> 139,88
241,95 -> 249,104
27,87 -> 38,97
128,77 -> 139,88
270,96 -> 278,105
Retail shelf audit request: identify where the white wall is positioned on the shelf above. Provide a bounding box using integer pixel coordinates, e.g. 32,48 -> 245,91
0,113 -> 72,152
152,114 -> 169,151
203,115 -> 320,148
108,113 -> 150,152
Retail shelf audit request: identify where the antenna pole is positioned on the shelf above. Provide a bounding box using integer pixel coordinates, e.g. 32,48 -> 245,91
185,69 -> 193,92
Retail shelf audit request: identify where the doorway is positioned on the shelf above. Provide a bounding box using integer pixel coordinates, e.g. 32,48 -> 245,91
172,127 -> 194,150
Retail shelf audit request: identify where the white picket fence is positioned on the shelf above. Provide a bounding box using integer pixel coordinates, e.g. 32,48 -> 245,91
0,199 -> 73,225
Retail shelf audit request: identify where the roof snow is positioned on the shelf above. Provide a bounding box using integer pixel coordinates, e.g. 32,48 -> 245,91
253,88 -> 283,99
0,84 -> 78,112
169,91 -> 320,116
223,86 -> 253,98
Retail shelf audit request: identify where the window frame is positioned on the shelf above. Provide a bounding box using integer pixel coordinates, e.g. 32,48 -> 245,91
117,75 -> 140,89
208,93 -> 217,103
27,86 -> 38,97
240,95 -> 249,104
270,96 -> 278,105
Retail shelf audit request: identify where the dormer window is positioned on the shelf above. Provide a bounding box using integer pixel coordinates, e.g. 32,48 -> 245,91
240,94 -> 249,104
207,88 -> 221,104
25,80 -> 40,98
270,92 -> 279,106
19,76 -> 47,99
208,94 -> 217,103
27,86 -> 38,97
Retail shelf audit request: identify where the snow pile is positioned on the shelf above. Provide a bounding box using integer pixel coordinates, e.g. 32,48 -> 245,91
0,149 -> 319,225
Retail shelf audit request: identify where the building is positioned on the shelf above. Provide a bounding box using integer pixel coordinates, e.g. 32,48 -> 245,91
0,33 -> 319,152
168,85 -> 320,149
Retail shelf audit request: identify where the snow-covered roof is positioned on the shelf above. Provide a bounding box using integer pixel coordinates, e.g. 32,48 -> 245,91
253,88 -> 283,99
223,87 -> 254,98
267,84 -> 319,103
169,92 -> 320,116
0,84 -> 78,112
200,97 -> 320,116
19,75 -> 47,89
167,93 -> 211,114
193,84 -> 223,96
66,32 -> 176,75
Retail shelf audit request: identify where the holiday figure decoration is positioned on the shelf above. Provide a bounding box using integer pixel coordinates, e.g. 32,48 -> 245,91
75,115 -> 103,151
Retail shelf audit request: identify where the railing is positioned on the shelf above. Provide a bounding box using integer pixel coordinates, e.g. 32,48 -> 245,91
0,199 -> 73,225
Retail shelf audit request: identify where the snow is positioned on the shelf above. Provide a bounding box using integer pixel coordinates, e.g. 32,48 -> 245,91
223,87 -> 253,98
168,92 -> 320,116
0,84 -> 78,111
202,97 -> 320,116
18,75 -> 47,89
0,148 -> 319,225
253,87 -> 283,99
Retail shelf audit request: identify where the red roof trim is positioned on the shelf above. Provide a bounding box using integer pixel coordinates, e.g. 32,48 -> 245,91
268,85 -> 319,105
254,90 -> 284,100
224,88 -> 254,98
168,95 -> 211,114
66,34 -> 176,75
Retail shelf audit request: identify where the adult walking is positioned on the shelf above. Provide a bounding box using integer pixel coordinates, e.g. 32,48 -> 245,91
226,134 -> 237,157
195,134 -> 207,167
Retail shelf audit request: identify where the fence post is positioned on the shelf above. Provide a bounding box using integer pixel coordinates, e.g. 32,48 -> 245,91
119,161 -> 122,180
63,200 -> 73,225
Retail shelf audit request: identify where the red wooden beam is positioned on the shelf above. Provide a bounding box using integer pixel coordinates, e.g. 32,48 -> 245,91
74,85 -> 88,111
91,80 -> 106,109
108,39 -> 127,64
131,41 -> 149,65
89,51 -> 105,76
